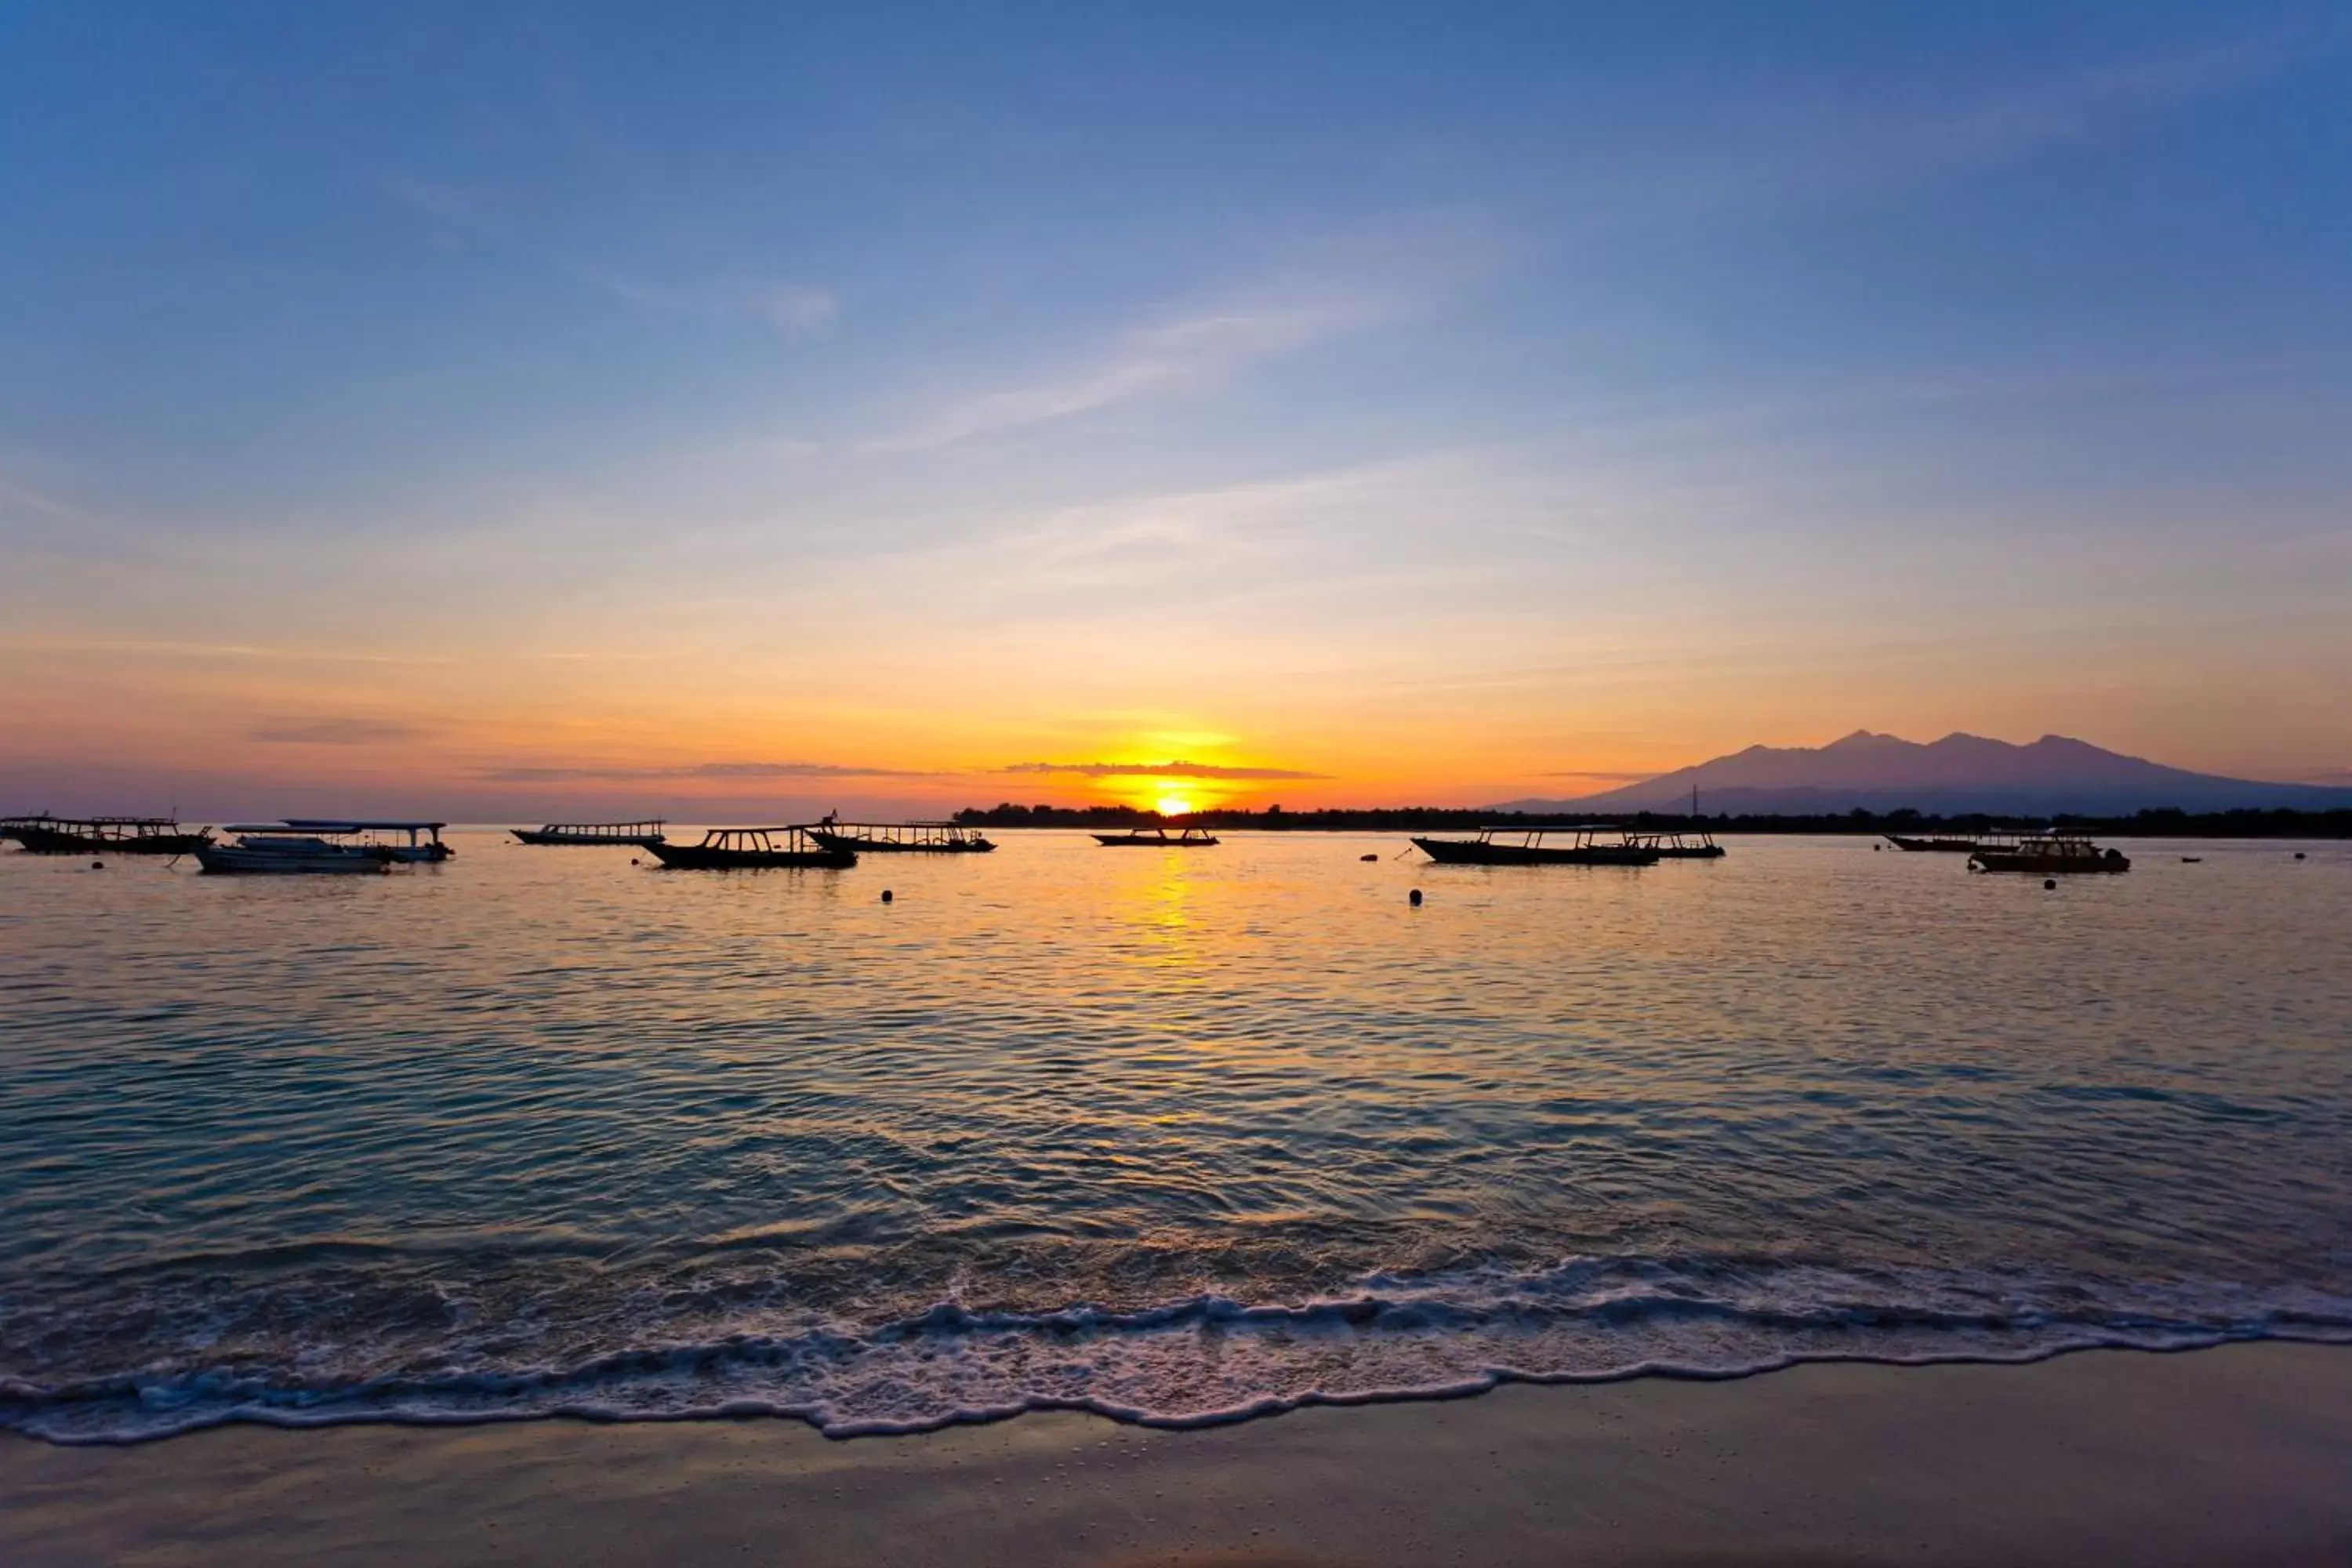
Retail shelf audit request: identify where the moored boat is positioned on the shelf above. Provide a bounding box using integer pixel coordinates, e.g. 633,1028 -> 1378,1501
1635,827 -> 1726,859
1968,833 -> 2130,874
283,819 -> 453,862
644,826 -> 857,869
9,816 -> 214,855
1885,833 -> 1982,853
195,828 -> 390,875
1412,825 -> 1661,866
1092,826 -> 1220,847
512,820 -> 668,847
804,819 -> 995,854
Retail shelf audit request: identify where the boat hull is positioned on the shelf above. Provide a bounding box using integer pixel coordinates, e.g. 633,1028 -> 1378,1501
512,829 -> 668,847
1092,833 -> 1219,847
194,846 -> 388,875
1969,851 -> 2131,874
1652,844 -> 1726,859
1413,837 -> 1659,866
13,826 -> 214,855
1885,834 -> 1980,853
645,842 -> 856,869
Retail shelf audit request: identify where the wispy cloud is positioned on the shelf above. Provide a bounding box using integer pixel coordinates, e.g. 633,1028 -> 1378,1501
870,295 -> 1396,452
1000,760 -> 1332,780
0,637 -> 449,667
251,718 -> 426,746
477,760 -> 935,782
379,177 -> 838,341
1535,768 -> 1658,782
572,267 -> 840,339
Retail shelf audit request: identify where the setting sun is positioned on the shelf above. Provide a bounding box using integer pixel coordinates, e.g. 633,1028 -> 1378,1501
1154,793 -> 1196,818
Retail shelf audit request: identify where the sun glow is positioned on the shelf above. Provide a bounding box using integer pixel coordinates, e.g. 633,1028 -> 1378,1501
1154,792 -> 1196,818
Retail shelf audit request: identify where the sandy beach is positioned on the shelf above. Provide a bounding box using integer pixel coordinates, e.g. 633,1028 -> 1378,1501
5,1343 -> 2349,1566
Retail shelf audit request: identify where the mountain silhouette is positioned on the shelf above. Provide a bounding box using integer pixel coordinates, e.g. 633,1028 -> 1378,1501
1495,731 -> 2352,815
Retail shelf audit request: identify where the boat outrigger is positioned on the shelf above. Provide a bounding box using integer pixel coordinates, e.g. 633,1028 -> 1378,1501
1092,825 -> 1220,848
1969,832 -> 2129,874
1413,825 -> 1661,866
512,820 -> 668,847
5,816 -> 214,855
804,819 -> 995,854
644,826 -> 857,869
196,826 -> 392,875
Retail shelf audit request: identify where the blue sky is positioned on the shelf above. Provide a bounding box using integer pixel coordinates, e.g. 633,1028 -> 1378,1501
2,2 -> 2348,815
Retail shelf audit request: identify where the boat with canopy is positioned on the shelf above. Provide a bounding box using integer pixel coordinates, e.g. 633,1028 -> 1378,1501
644,827 -> 858,869
803,820 -> 994,854
1968,832 -> 2130,874
512,820 -> 668,847
1091,825 -> 1220,847
5,816 -> 214,855
196,826 -> 392,874
280,820 -> 453,862
1411,824 -> 1661,866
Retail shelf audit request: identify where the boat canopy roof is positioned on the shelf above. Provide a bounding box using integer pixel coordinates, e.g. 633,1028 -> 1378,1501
282,818 -> 448,831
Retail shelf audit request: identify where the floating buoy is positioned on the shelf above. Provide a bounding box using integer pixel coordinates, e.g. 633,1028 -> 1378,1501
1360,853 -> 1377,862
2043,879 -> 2056,890
880,889 -> 894,903
90,859 -> 104,871
630,858 -> 640,866
2295,851 -> 2307,860
1409,888 -> 1423,906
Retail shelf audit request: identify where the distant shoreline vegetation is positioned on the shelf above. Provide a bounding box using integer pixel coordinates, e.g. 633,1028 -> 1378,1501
953,804 -> 2352,839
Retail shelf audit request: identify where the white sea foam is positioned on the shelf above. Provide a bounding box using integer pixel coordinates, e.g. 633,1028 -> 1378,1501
9,1257 -> 2350,1443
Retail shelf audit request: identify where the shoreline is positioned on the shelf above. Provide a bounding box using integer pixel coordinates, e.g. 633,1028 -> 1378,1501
9,1343 -> 2350,1565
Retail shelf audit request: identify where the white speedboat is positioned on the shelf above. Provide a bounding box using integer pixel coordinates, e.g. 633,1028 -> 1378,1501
194,828 -> 391,875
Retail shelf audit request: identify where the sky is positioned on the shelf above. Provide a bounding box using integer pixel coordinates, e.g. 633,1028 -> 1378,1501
3,2 -> 2349,819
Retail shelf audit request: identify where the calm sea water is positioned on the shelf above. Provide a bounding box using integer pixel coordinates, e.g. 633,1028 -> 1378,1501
3,830 -> 2348,1442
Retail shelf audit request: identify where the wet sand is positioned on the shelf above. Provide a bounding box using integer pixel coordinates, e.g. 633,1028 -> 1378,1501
5,1344 -> 2350,1566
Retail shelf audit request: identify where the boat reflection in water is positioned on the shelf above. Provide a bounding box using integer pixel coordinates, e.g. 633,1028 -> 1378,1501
644,826 -> 858,869
1413,824 -> 1661,866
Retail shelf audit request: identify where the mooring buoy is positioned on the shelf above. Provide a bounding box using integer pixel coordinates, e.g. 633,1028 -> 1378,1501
880,888 -> 894,903
2043,879 -> 2056,890
1409,888 -> 1423,906
1360,853 -> 1377,862
90,859 -> 104,871
2295,851 -> 2307,860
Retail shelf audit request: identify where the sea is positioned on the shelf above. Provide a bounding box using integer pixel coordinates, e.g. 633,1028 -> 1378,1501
3,829 -> 2348,1443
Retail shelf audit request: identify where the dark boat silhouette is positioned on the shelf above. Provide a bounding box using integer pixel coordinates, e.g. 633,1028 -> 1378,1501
644,826 -> 857,869
1092,826 -> 1220,847
1413,825 -> 1660,866
1885,833 -> 1982,853
1968,833 -> 2130,874
514,820 -> 667,847
7,816 -> 214,855
804,820 -> 995,854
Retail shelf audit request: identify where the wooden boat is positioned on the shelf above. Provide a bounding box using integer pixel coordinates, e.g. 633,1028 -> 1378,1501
1412,825 -> 1660,866
512,820 -> 668,847
282,820 -> 453,862
1634,828 -> 1726,859
9,816 -> 215,855
1092,826 -> 1220,847
1885,833 -> 1982,853
644,826 -> 857,869
196,829 -> 390,875
803,820 -> 995,854
1969,833 -> 2130,874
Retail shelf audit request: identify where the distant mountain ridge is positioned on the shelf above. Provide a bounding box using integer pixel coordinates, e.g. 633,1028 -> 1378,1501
1494,731 -> 2352,816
